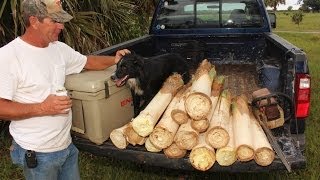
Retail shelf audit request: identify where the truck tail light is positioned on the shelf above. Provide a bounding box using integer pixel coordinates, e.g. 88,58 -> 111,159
295,74 -> 311,118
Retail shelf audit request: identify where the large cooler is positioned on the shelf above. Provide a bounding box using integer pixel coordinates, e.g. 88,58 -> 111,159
65,66 -> 134,145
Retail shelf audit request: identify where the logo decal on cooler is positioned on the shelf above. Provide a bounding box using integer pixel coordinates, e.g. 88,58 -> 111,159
120,97 -> 133,107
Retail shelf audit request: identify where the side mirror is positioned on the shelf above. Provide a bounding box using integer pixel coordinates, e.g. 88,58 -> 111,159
268,12 -> 276,28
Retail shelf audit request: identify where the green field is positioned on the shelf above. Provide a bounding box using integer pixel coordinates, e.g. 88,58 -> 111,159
1,12 -> 320,180
275,11 -> 320,32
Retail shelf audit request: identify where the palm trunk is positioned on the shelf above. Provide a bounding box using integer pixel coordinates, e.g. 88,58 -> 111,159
145,137 -> 162,152
189,133 -> 216,171
211,76 -> 225,97
185,59 -> 216,120
191,119 -> 209,133
206,90 -> 231,149
171,85 -> 192,125
109,123 -> 130,149
215,115 -> 237,166
174,119 -> 199,150
132,73 -> 184,137
149,85 -> 189,149
232,95 -> 254,162
123,123 -> 146,146
250,112 -> 275,166
163,142 -> 187,159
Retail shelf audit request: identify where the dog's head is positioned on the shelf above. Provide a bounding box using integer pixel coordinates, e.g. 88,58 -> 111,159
111,53 -> 143,87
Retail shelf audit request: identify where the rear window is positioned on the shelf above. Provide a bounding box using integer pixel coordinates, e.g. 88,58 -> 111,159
156,0 -> 263,29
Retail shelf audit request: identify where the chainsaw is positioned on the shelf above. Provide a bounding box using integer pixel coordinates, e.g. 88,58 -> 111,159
251,88 -> 293,129
251,88 -> 295,172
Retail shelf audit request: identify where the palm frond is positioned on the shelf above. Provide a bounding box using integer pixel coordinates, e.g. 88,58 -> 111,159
0,0 -> 8,17
0,0 -> 151,53
63,11 -> 107,54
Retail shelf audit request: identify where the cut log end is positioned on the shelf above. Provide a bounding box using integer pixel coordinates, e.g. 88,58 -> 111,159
254,147 -> 275,166
191,119 -> 209,133
236,145 -> 254,162
189,147 -> 216,171
132,114 -> 154,137
124,124 -> 145,146
145,138 -> 162,152
149,127 -> 174,149
171,109 -> 189,124
174,131 -> 198,150
185,92 -> 212,120
216,147 -> 237,166
206,127 -> 230,149
163,143 -> 187,159
110,130 -> 128,149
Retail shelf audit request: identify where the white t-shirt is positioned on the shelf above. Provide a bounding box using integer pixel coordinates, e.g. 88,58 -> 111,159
0,37 -> 87,152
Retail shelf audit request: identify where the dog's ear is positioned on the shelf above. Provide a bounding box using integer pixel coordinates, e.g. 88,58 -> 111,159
132,54 -> 144,67
116,50 -> 133,65
130,50 -> 136,55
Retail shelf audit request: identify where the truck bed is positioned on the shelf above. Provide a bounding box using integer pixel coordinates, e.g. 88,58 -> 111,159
72,64 -> 305,172
216,64 -> 259,101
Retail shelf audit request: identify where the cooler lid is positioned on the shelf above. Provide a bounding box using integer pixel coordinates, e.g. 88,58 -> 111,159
65,65 -> 126,95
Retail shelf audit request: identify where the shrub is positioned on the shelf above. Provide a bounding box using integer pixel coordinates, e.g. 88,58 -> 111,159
291,11 -> 304,27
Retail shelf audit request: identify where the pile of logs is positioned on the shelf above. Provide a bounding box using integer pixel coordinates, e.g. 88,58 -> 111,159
110,59 -> 275,171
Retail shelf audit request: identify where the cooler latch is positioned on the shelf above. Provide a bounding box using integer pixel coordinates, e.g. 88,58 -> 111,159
104,81 -> 110,98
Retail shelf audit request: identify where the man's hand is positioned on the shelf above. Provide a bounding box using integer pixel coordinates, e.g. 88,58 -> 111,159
40,95 -> 72,115
115,49 -> 131,64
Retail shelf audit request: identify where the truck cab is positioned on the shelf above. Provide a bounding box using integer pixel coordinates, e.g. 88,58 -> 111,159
152,0 -> 271,33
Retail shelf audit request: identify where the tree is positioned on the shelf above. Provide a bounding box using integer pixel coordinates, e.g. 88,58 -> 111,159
291,11 -> 304,28
288,6 -> 293,11
299,4 -> 310,13
0,0 -> 155,53
265,0 -> 286,11
299,3 -> 311,12
303,0 -> 320,12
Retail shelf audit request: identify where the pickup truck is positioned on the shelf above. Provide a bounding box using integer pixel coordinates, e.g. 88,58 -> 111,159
69,0 -> 310,172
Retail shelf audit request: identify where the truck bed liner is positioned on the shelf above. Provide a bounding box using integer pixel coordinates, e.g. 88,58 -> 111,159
215,64 -> 259,101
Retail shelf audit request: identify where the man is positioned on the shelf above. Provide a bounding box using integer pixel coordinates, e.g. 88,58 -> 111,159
0,0 -> 129,179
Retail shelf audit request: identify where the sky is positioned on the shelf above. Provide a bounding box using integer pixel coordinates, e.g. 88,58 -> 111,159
267,0 -> 303,10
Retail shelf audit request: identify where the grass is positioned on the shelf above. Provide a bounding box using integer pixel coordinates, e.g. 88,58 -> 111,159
276,16 -> 320,179
274,32 -> 320,180
275,11 -> 320,32
1,12 -> 320,180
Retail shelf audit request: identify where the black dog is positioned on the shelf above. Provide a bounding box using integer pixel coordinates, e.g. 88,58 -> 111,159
111,53 -> 190,117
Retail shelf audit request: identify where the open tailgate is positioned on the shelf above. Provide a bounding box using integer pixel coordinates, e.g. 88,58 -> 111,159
73,125 -> 305,172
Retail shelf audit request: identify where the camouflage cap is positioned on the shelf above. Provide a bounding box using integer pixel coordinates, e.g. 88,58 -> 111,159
22,0 -> 73,23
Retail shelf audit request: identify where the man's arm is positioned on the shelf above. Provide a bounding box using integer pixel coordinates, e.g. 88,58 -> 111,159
0,95 -> 72,121
84,49 -> 130,70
